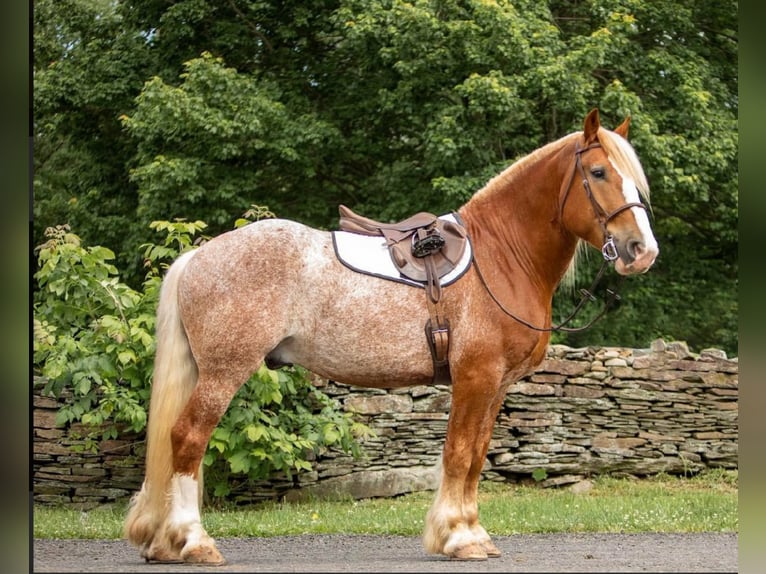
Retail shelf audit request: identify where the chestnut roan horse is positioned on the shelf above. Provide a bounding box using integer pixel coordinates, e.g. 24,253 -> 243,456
124,109 -> 658,564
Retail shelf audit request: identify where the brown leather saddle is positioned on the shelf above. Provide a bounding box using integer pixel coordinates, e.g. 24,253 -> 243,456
338,205 -> 468,300
338,204 -> 470,385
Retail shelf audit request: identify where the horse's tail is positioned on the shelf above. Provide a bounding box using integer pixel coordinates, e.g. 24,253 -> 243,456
124,250 -> 199,548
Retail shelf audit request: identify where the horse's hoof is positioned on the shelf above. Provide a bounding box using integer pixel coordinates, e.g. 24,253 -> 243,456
448,543 -> 488,561
141,548 -> 184,564
481,540 -> 502,557
182,543 -> 226,566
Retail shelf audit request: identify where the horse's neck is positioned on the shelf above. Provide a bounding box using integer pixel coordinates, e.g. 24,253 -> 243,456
460,148 -> 578,295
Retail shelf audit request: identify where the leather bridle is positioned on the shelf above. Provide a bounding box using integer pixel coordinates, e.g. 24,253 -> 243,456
473,139 -> 648,333
559,141 -> 647,262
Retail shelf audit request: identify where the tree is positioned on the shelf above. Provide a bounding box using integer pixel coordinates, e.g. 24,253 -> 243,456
122,52 -> 340,235
33,0 -> 154,280
34,0 -> 738,354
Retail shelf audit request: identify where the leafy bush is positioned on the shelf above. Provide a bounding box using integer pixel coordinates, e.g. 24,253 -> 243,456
34,223 -> 158,438
33,212 -> 370,498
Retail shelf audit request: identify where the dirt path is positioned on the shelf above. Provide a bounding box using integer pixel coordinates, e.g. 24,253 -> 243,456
34,532 -> 737,572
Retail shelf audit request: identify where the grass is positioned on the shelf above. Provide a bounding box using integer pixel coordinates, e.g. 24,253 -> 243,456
34,469 -> 737,539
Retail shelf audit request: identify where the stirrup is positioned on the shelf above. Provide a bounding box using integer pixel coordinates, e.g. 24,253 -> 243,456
412,229 -> 446,258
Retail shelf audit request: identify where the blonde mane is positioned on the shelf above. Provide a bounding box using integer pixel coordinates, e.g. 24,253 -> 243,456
475,126 -> 650,201
472,136 -> 571,200
597,126 -> 651,204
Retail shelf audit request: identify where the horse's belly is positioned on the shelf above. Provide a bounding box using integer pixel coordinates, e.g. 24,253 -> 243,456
287,332 -> 434,389
279,270 -> 436,388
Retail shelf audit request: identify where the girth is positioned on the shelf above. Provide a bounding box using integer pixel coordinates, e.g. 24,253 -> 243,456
338,204 -> 468,384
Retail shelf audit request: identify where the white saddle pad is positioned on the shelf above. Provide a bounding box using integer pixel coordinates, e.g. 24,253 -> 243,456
331,213 -> 473,288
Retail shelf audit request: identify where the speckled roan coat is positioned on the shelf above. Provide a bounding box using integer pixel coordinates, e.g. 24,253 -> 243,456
124,109 -> 658,565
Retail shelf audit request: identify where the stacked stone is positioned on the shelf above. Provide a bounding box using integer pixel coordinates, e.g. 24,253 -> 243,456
32,339 -> 737,506
33,390 -> 145,508
487,341 -> 737,487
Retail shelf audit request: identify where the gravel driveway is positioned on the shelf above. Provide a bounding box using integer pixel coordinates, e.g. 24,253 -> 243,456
34,532 -> 737,572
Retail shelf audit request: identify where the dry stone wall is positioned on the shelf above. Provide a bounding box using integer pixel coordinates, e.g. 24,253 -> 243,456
33,340 -> 737,508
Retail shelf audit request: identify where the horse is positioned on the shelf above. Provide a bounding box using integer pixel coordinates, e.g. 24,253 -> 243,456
124,108 -> 658,564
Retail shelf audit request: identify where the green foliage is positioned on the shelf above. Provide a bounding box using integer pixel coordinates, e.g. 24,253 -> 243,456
204,364 -> 372,499
34,224 -> 156,436
33,0 -> 154,282
34,0 -> 738,355
531,468 -> 548,482
121,51 -> 339,234
33,214 -> 371,498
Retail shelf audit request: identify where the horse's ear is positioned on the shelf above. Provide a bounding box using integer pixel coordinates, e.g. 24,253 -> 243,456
613,116 -> 631,139
583,108 -> 600,144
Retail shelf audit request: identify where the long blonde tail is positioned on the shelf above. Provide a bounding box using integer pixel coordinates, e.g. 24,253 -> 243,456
124,250 -> 199,548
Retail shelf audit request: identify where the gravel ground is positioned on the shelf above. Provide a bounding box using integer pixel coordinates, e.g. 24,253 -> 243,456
33,532 -> 737,573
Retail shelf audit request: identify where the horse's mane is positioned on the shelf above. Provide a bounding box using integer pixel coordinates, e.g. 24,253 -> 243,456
474,127 -> 650,291
475,127 -> 650,201
596,127 -> 651,204
473,136 -> 570,198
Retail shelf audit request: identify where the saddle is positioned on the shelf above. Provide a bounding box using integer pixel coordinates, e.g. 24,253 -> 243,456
338,204 -> 469,385
338,205 -> 468,297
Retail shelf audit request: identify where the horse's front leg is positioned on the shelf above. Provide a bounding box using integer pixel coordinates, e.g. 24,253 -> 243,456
423,371 -> 508,560
460,390 -> 506,559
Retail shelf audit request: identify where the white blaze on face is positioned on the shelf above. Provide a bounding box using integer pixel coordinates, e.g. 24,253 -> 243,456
609,159 -> 659,262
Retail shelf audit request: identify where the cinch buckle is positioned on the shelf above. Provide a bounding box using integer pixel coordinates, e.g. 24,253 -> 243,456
601,236 -> 619,261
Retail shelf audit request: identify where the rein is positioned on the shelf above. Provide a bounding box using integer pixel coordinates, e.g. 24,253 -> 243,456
473,140 -> 645,333
472,252 -> 624,333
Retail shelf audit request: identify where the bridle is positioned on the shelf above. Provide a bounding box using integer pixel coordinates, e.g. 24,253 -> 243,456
473,139 -> 648,333
559,141 -> 647,261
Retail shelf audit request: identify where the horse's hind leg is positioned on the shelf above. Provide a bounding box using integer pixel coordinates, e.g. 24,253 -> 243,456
147,368 -> 249,565
423,373 -> 507,560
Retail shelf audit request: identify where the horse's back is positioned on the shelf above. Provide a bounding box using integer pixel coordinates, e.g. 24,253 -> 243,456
177,218 -> 333,329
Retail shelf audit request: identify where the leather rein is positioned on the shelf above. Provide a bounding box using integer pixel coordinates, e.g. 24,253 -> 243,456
472,140 -> 647,333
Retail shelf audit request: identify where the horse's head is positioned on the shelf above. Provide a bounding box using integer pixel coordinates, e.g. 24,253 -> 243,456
560,109 -> 659,275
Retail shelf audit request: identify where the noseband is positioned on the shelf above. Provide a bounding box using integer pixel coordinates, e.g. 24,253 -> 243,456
473,139 -> 648,333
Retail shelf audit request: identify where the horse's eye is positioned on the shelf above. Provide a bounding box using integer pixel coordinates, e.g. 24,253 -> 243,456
590,166 -> 606,179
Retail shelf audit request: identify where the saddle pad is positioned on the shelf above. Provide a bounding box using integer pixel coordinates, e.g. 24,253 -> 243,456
332,214 -> 473,288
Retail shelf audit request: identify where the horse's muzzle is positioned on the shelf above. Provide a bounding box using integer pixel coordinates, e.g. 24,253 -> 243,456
614,240 -> 658,275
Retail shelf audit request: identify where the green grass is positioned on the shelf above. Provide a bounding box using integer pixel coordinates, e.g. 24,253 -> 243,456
34,469 -> 737,539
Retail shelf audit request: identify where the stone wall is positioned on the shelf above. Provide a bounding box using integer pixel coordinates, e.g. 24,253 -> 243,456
33,340 -> 737,508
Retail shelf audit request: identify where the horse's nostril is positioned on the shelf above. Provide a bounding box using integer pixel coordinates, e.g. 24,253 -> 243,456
628,240 -> 644,259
